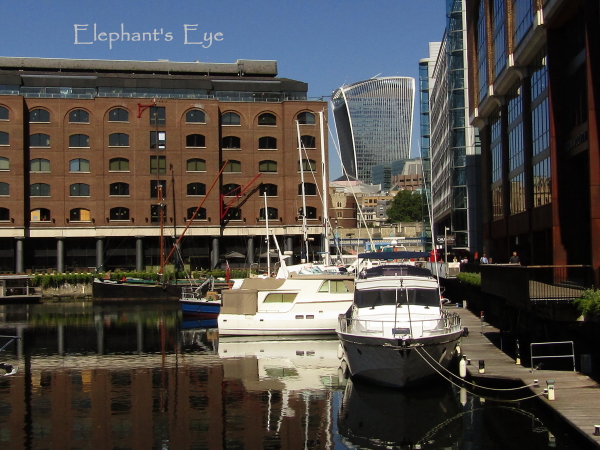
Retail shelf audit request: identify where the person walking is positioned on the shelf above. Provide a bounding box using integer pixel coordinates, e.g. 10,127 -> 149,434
480,254 -> 489,264
509,251 -> 520,264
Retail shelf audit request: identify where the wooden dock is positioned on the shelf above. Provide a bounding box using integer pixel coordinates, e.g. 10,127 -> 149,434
452,305 -> 600,447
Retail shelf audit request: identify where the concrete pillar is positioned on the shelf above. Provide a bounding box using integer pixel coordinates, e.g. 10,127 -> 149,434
247,236 -> 255,265
56,237 -> 64,273
96,237 -> 105,272
211,237 -> 219,269
15,238 -> 24,274
135,236 -> 144,272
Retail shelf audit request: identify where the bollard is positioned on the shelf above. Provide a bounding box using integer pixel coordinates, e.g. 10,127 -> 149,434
533,379 -> 539,387
478,360 -> 485,374
594,425 -> 600,436
546,380 -> 555,401
515,339 -> 521,365
548,432 -> 556,447
463,300 -> 467,309
480,311 -> 485,334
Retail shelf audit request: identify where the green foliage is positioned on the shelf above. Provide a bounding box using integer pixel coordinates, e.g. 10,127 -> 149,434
32,273 -> 93,288
386,190 -> 423,223
456,272 -> 481,286
574,289 -> 600,318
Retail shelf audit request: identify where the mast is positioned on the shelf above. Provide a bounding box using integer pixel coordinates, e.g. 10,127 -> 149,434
319,111 -> 330,266
296,120 -> 309,263
265,192 -> 270,277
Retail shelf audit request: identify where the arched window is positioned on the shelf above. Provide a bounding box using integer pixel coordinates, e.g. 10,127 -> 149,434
69,109 -> 89,123
0,182 -> 8,196
297,112 -> 315,124
109,158 -> 129,171
258,136 -> 277,150
222,136 -> 241,149
259,160 -> 277,173
222,184 -> 241,197
110,207 -> 129,221
31,208 -> 51,221
223,160 -> 241,173
30,133 -> 50,147
299,183 -> 317,196
30,158 -> 50,172
30,183 -> 50,196
258,113 -> 276,126
222,112 -> 240,125
299,206 -> 317,219
29,109 -> 50,123
299,135 -> 316,149
0,106 -> 8,120
69,134 -> 90,147
109,133 -> 129,146
186,110 -> 206,123
186,158 -> 206,171
109,108 -> 128,122
259,183 -> 278,197
187,182 -> 206,196
109,182 -> 129,196
70,208 -> 91,222
298,159 -> 316,172
223,206 -> 241,220
0,132 -> 8,146
70,183 -> 90,196
259,207 -> 278,220
0,157 -> 8,171
187,207 -> 207,221
0,207 -> 8,221
70,158 -> 90,172
186,134 -> 206,147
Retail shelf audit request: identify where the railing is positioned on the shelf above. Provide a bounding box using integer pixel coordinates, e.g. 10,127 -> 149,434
530,341 -> 576,372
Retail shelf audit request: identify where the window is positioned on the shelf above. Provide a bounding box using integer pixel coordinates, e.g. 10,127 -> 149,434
29,109 -> 50,123
30,133 -> 50,147
299,135 -> 316,149
109,158 -> 129,171
0,157 -> 8,170
70,158 -> 90,172
258,113 -> 276,126
186,134 -> 206,147
69,134 -> 90,148
258,160 -> 276,173
150,155 -> 166,174
318,280 -> 349,293
259,183 -> 277,197
0,207 -> 8,221
258,136 -> 277,150
533,158 -> 551,207
186,110 -> 205,123
223,206 -> 241,220
222,112 -> 240,125
223,160 -> 241,173
186,158 -> 206,172
0,132 -> 8,146
297,112 -> 315,125
150,180 -> 167,198
222,136 -> 241,149
222,184 -> 241,196
263,293 -> 297,303
109,133 -> 129,146
299,183 -> 317,196
187,207 -> 207,220
0,106 -> 8,120
150,131 -> 166,149
109,182 -> 129,196
259,207 -> 278,220
70,208 -> 91,222
30,183 -> 50,196
150,204 -> 167,223
70,183 -> 90,196
30,158 -> 50,172
31,208 -> 51,221
149,106 -> 165,125
298,159 -> 316,172
69,109 -> 89,123
187,182 -> 206,196
109,108 -> 128,122
298,206 -> 317,219
110,207 -> 129,221
0,182 -> 8,196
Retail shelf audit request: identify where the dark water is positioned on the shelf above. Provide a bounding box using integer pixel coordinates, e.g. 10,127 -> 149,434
0,303 -> 583,449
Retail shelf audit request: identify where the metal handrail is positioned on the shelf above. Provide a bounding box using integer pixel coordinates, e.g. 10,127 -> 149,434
338,312 -> 461,338
530,341 -> 576,372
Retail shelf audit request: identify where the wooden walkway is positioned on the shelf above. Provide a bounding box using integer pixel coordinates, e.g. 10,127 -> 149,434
451,306 -> 600,447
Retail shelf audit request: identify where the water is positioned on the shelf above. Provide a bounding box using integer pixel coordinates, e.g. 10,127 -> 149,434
0,303 -> 582,449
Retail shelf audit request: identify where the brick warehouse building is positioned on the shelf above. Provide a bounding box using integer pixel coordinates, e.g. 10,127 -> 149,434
0,57 -> 329,272
465,0 -> 600,267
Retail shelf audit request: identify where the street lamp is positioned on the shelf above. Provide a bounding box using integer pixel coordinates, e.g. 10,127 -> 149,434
444,227 -> 450,263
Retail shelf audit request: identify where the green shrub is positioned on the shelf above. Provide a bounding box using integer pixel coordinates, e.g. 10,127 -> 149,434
456,272 -> 481,287
574,289 -> 600,318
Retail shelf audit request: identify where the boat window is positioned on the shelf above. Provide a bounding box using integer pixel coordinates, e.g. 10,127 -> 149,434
263,293 -> 297,303
318,280 -> 349,293
355,288 -> 439,308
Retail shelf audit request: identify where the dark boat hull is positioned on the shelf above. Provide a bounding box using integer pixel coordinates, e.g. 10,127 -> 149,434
92,279 -> 183,301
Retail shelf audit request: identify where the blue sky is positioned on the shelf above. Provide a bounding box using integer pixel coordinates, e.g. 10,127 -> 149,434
0,0 -> 446,178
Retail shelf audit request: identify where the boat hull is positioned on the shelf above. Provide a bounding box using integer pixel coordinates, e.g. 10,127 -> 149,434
337,330 -> 462,388
181,300 -> 221,318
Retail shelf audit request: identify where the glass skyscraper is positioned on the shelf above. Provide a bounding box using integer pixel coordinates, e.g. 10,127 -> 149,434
332,77 -> 415,183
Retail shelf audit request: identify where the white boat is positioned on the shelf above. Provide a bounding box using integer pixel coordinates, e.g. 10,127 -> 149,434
337,251 -> 463,388
218,274 -> 354,336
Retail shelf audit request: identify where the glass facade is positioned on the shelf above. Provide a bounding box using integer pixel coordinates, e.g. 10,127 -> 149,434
513,0 -> 533,46
419,59 -> 433,251
492,0 -> 507,77
477,0 -> 488,102
531,49 -> 550,207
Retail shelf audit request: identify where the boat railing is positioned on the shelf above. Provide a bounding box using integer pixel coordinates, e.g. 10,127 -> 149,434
180,287 -> 201,300
338,312 -> 461,338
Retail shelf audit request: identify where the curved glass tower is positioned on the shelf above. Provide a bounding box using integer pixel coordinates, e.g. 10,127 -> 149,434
332,77 -> 415,183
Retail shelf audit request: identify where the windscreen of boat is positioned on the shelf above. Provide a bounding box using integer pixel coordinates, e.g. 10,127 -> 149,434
355,288 -> 439,308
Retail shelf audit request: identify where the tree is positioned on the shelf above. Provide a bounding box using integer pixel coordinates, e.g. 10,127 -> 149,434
386,190 -> 423,223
